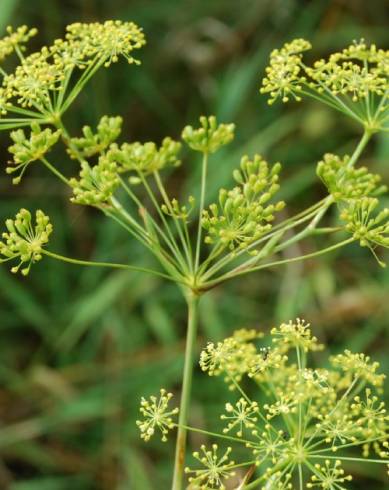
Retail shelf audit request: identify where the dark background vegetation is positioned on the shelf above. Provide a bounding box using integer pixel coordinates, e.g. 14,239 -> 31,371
0,0 -> 388,488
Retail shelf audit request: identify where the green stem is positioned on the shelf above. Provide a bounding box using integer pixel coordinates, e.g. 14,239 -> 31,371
172,292 -> 200,490
298,463 -> 303,490
372,90 -> 388,125
119,177 -> 177,251
202,198 -> 327,281
4,105 -> 43,117
242,459 -> 291,489
176,424 -> 251,446
60,56 -> 106,114
202,128 -> 372,289
110,196 -> 147,239
42,249 -> 174,282
301,73 -> 365,125
201,238 -> 354,290
40,157 -> 71,186
56,66 -> 74,112
195,152 -> 208,272
345,130 -> 372,169
305,376 -> 360,449
153,171 -> 193,270
310,455 -> 389,464
309,436 -> 387,454
138,172 -> 188,274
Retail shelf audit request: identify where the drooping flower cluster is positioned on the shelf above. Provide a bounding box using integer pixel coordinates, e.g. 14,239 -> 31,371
0,209 -> 52,275
202,154 -> 285,252
7,123 -> 61,183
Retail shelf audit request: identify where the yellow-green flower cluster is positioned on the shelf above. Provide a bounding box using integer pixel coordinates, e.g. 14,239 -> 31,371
248,346 -> 288,380
260,38 -> 389,127
202,155 -> 284,252
136,389 -> 179,442
260,38 -> 311,104
317,153 -> 386,202
340,197 -> 389,265
271,318 -> 324,353
306,40 -> 387,102
138,320 -> 388,488
70,157 -> 120,206
199,329 -> 260,388
182,115 -> 235,154
330,350 -> 385,388
3,50 -> 64,109
108,137 -> 181,178
67,115 -> 122,159
221,398 -> 259,437
0,25 -> 37,63
307,460 -> 352,488
64,20 -> 145,67
183,320 -> 388,488
0,209 -> 52,275
161,196 -> 195,221
184,445 -> 235,489
7,123 -> 61,183
0,21 -> 145,115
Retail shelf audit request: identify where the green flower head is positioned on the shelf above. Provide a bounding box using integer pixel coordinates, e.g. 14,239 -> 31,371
182,115 -> 235,154
108,136 -> 181,178
67,115 -> 122,159
70,156 -> 120,207
317,153 -> 387,202
202,155 -> 284,253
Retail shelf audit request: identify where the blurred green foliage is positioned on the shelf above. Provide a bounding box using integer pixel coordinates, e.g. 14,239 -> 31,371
0,0 -> 388,489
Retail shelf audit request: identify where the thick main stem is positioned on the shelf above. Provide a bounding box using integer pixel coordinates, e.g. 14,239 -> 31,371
172,291 -> 200,490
